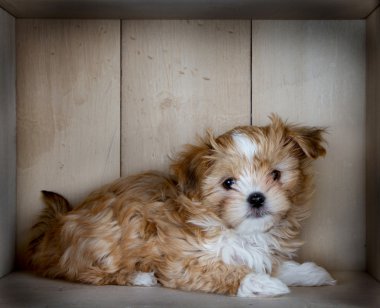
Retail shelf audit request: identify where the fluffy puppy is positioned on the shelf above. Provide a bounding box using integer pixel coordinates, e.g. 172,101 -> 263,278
27,115 -> 335,297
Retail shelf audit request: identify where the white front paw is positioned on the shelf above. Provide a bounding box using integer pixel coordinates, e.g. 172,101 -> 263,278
131,272 -> 158,286
300,262 -> 336,286
277,261 -> 336,287
237,273 -> 290,297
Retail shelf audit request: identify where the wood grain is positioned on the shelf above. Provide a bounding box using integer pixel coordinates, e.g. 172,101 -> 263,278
366,7 -> 380,281
251,21 -> 366,271
122,20 -> 251,175
1,272 -> 380,307
16,20 -> 120,263
10,18 -> 372,274
0,0 -> 377,19
0,8 -> 15,277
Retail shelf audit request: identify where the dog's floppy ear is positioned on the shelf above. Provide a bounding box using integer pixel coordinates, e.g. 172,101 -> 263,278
269,114 -> 327,159
170,132 -> 215,197
287,125 -> 327,159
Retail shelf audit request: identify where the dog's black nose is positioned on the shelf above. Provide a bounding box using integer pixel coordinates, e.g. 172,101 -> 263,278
247,192 -> 266,208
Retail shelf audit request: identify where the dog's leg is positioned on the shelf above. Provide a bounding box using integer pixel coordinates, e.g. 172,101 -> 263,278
73,269 -> 158,286
275,261 -> 336,286
156,259 -> 289,297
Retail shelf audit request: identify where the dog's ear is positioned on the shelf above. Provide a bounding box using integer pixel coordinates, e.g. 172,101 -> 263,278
287,126 -> 327,159
170,132 -> 215,197
269,114 -> 327,159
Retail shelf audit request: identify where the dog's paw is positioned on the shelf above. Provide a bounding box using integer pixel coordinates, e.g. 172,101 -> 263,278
131,272 -> 158,286
298,262 -> 336,286
237,273 -> 290,297
276,261 -> 336,287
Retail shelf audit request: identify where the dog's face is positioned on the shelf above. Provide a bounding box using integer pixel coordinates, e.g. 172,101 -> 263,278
171,115 -> 326,233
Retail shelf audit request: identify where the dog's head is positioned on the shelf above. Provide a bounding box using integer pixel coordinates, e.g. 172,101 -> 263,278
171,115 -> 326,233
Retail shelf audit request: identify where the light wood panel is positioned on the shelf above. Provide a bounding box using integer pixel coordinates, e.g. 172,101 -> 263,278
122,20 -> 251,175
16,20 -> 120,263
0,0 -> 378,19
251,21 -> 366,271
0,8 -> 15,277
366,7 -> 380,281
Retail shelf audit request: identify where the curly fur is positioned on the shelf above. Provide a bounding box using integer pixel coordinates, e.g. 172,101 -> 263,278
27,115 -> 334,297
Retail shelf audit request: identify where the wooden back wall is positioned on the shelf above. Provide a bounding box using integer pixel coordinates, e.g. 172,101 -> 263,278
16,20 -> 365,271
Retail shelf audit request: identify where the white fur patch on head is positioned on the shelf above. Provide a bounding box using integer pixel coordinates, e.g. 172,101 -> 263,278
232,133 -> 257,160
131,272 -> 158,286
237,273 -> 290,297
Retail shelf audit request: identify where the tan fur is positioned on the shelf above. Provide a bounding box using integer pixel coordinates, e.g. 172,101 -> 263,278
27,115 -> 326,296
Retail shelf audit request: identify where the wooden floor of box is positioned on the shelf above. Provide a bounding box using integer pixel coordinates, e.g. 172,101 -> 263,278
0,271 -> 379,307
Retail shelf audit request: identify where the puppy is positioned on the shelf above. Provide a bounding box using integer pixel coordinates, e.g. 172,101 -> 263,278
27,115 -> 335,297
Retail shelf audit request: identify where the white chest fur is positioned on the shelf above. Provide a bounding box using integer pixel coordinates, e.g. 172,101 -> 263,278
203,229 -> 274,273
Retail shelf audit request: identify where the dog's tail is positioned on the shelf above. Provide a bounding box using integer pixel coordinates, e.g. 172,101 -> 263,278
27,191 -> 72,270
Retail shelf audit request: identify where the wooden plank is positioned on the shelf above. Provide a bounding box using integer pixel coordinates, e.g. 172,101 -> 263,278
16,20 -> 120,264
251,21 -> 366,271
122,20 -> 250,175
0,272 -> 380,308
0,8 -> 15,277
366,7 -> 380,281
0,0 -> 378,19
1,272 -> 380,307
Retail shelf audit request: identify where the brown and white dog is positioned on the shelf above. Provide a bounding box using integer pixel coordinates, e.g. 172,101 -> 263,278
27,115 -> 335,297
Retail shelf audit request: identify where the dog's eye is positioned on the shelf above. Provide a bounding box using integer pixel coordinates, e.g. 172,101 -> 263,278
271,170 -> 281,181
222,178 -> 235,190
